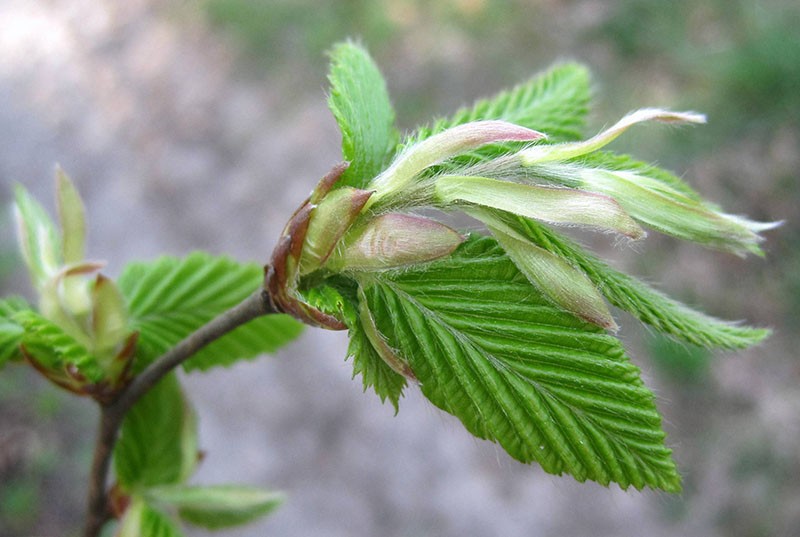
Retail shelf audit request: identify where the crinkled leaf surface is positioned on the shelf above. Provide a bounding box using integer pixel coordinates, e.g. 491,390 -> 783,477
404,62 -> 591,166
327,41 -> 399,188
0,297 -> 30,366
118,253 -> 302,372
114,373 -> 197,490
358,235 -> 680,491
14,309 -> 104,382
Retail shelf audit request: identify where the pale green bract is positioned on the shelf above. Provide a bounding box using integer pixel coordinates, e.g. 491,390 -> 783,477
145,485 -> 285,529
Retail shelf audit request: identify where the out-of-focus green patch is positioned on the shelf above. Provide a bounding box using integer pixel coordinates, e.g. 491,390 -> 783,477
646,333 -> 712,383
0,480 -> 39,532
203,0 -> 395,68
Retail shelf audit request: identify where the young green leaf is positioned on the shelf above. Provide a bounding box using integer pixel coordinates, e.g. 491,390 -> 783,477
56,167 -> 87,265
117,498 -> 184,537
13,184 -> 61,288
14,309 -> 104,383
327,40 -> 399,188
146,485 -> 284,529
404,62 -> 591,155
0,297 -> 30,367
118,253 -> 303,372
511,217 -> 770,349
114,373 -> 198,490
359,235 -> 681,491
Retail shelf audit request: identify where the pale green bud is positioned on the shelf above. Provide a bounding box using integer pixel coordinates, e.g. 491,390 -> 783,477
478,211 -> 617,330
328,214 -> 465,272
91,275 -> 130,360
56,167 -> 87,265
573,167 -> 779,256
435,174 -> 644,239
299,186 -> 373,275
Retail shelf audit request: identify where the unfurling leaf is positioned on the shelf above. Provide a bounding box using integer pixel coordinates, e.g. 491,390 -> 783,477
371,121 -> 544,204
117,498 -> 184,537
436,174 -> 644,239
486,220 -> 618,331
13,185 -> 60,289
56,167 -> 87,265
146,485 -> 284,529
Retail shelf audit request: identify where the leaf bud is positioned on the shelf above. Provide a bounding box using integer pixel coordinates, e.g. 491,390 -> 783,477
327,213 -> 465,272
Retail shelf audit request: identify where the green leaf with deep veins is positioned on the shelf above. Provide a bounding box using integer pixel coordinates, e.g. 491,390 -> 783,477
403,62 -> 591,165
357,235 -> 680,491
118,253 -> 303,372
327,41 -> 399,188
14,309 -> 104,382
0,297 -> 30,367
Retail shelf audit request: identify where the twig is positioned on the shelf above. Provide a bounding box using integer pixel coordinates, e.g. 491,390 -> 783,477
83,289 -> 277,537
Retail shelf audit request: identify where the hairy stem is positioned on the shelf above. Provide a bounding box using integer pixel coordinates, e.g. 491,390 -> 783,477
83,289 -> 278,537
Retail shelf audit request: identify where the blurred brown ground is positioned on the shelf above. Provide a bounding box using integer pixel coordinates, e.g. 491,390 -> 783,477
1,1 -> 798,536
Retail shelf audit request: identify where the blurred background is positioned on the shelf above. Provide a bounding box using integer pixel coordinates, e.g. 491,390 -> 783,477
0,0 -> 798,535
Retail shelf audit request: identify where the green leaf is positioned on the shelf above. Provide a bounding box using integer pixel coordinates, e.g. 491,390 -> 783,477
404,63 -> 591,157
360,235 -> 680,491
55,167 -> 87,265
304,283 -> 406,409
114,373 -> 198,490
13,309 -> 104,383
512,217 -> 770,349
575,151 -> 704,203
327,40 -> 399,188
0,297 -> 30,366
13,184 -> 61,288
146,485 -> 284,529
118,253 -> 303,372
117,499 -> 184,537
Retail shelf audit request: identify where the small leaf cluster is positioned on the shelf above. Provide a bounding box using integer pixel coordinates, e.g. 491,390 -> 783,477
281,40 -> 775,492
1,175 -> 302,533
